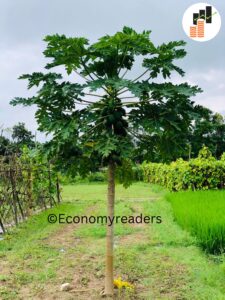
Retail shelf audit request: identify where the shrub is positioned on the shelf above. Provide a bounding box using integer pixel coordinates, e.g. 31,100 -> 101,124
132,165 -> 143,181
142,147 -> 225,191
88,171 -> 107,182
59,171 -> 107,184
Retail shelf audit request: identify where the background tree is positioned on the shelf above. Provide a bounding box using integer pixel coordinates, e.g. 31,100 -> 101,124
12,122 -> 35,150
11,27 -> 201,295
188,107 -> 225,159
212,113 -> 225,158
0,127 -> 14,155
133,106 -> 225,163
0,135 -> 11,156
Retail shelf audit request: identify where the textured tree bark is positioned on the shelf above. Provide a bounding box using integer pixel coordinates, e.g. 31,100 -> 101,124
56,175 -> 61,204
104,160 -> 115,295
0,217 -> 5,234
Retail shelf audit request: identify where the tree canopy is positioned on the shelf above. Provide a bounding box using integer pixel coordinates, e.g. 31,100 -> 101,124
11,26 -> 202,175
12,122 -> 35,149
0,123 -> 35,155
188,108 -> 225,159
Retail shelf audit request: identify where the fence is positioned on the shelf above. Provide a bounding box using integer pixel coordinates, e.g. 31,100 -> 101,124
0,155 -> 61,234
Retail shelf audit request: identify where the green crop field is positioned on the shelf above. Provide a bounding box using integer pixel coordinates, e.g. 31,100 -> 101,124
167,190 -> 225,254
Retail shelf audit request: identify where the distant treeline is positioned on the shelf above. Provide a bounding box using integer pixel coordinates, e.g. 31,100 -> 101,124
134,108 -> 225,163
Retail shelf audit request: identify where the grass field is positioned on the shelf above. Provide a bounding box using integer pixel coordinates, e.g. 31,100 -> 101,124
167,190 -> 225,254
1,183 -> 225,299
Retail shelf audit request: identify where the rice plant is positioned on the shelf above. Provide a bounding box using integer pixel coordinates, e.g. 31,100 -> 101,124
167,190 -> 225,254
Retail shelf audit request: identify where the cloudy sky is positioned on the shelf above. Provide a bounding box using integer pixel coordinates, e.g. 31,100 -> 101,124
0,0 -> 224,140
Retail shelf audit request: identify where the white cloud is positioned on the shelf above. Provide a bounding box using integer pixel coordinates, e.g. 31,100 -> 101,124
170,69 -> 225,113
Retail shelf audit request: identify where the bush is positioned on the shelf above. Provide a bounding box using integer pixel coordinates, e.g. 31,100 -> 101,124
88,171 -> 107,182
132,165 -> 143,181
142,147 -> 225,191
59,171 -> 107,184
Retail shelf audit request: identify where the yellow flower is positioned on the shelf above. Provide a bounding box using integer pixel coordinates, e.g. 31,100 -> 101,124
114,276 -> 123,289
113,277 -> 134,290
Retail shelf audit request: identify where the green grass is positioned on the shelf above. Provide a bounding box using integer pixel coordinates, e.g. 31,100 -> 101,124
167,190 -> 225,254
1,183 -> 225,299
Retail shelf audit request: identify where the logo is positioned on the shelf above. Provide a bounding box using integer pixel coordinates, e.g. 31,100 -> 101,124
182,3 -> 221,42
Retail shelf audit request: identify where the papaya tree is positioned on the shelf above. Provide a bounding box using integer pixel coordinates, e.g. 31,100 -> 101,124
11,27 -> 201,295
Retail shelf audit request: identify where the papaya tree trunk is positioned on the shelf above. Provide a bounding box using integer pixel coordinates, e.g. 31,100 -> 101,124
105,160 -> 115,295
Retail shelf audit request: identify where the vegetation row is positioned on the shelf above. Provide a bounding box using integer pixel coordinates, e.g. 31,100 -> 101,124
142,146 -> 225,191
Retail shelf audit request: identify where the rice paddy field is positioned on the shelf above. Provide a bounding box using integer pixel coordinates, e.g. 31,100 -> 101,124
167,190 -> 225,254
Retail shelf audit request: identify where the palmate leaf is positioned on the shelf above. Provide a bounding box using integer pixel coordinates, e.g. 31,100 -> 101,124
148,82 -> 202,97
95,136 -> 118,157
19,72 -> 63,89
90,26 -> 154,55
143,40 -> 186,78
119,81 -> 202,100
43,34 -> 89,73
10,96 -> 36,107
